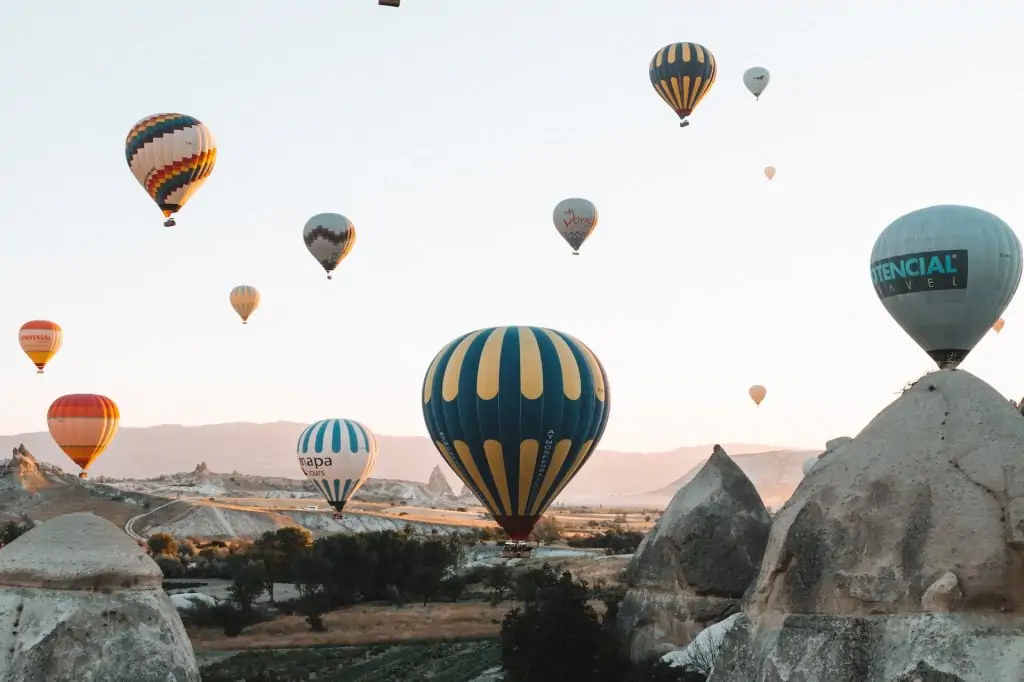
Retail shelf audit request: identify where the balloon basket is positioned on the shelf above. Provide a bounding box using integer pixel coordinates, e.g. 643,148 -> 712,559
78,472 -> 88,480
36,370 -> 43,375
679,120 -> 690,128
163,218 -> 176,227
242,321 -> 248,325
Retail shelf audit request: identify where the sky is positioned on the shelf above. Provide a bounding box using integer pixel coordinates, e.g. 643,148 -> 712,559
2,1 -> 1024,453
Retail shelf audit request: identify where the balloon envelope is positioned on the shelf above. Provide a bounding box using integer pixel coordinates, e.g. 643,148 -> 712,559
552,198 -> 598,254
764,166 -> 776,180
297,418 -> 378,513
303,213 -> 357,279
46,394 -> 120,477
19,320 -> 63,373
649,42 -> 717,125
125,113 -> 217,225
743,67 -> 770,98
749,385 -> 767,405
871,205 -> 1022,368
994,318 -> 1006,333
422,326 -> 610,540
230,285 -> 260,324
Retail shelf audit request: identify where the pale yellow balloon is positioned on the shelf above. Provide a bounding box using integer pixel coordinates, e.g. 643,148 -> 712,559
764,166 -> 776,180
749,385 -> 767,406
994,318 -> 1006,333
230,285 -> 260,324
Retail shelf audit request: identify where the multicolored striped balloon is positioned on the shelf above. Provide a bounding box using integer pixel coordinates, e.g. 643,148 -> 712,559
422,326 -> 611,540
229,285 -> 260,324
19,320 -> 63,374
125,113 -> 217,227
297,418 -> 378,514
46,394 -> 120,478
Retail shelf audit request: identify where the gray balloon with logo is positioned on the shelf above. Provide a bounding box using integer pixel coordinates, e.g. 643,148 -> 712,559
870,204 -> 1022,368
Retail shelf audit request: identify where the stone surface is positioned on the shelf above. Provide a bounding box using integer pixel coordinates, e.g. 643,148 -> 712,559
0,512 -> 200,681
617,445 -> 772,662
709,370 -> 1024,681
920,572 -> 962,613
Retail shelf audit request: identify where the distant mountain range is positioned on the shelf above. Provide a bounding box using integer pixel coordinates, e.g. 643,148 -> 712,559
0,422 -> 817,504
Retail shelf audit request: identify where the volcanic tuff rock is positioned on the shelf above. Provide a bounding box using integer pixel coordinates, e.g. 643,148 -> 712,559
616,445 -> 772,662
0,512 -> 200,681
427,464 -> 455,497
709,370 -> 1024,682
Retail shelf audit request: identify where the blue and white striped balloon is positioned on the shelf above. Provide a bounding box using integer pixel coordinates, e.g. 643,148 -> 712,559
296,418 -> 378,514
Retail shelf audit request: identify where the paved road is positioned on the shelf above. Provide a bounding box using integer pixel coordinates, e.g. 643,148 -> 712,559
124,499 -> 180,541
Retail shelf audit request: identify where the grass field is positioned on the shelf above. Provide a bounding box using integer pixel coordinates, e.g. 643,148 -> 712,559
198,639 -> 502,682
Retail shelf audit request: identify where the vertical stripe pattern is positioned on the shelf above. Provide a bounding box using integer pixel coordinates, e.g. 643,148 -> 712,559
421,326 -> 611,540
46,394 -> 120,475
648,42 -> 717,121
296,418 -> 378,513
229,285 -> 261,323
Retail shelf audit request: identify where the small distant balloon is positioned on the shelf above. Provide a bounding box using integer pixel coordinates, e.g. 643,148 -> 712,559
749,385 -> 767,406
993,318 -> 1006,333
764,167 -> 776,181
553,198 -> 598,255
19,320 -> 63,374
303,213 -> 357,280
125,113 -> 217,227
649,42 -> 717,128
871,205 -> 1023,369
230,286 -> 260,324
743,67 -> 770,100
297,418 -> 378,516
47,394 -> 120,479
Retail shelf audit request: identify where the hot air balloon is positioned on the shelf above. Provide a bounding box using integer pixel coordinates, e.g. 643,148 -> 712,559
994,318 -> 1006,333
19,320 -> 63,374
229,285 -> 260,324
422,326 -> 610,542
297,418 -> 378,518
379,0 -> 400,5
553,198 -> 598,255
871,205 -> 1023,369
303,213 -> 356,280
764,167 -> 776,180
649,42 -> 717,128
743,67 -> 770,100
125,113 -> 217,227
46,394 -> 120,479
749,385 -> 767,406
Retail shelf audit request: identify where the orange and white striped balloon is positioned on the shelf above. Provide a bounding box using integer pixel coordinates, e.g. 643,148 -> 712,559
46,394 -> 120,478
230,285 -> 260,324
19,320 -> 63,374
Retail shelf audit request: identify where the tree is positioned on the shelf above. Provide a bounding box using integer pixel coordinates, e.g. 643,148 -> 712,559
0,520 -> 32,546
411,565 -> 445,606
229,561 -> 268,616
484,564 -> 513,604
530,516 -> 562,545
147,532 -> 179,557
292,550 -> 333,631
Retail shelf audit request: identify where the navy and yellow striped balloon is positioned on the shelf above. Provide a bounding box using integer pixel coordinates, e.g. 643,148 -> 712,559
648,42 -> 717,127
422,326 -> 610,540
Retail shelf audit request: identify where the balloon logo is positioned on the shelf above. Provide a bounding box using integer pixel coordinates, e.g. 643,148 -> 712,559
422,326 -> 610,540
47,394 -> 120,479
553,198 -> 598,255
749,385 -> 767,406
743,67 -> 770,100
297,418 -> 378,516
993,318 -> 1006,333
871,205 -> 1023,369
19,320 -> 63,374
764,167 -> 776,181
303,213 -> 357,280
125,113 -> 217,227
649,42 -> 717,128
229,285 -> 260,324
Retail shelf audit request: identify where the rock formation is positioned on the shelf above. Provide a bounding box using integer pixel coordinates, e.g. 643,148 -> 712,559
616,445 -> 772,662
0,512 -> 200,681
426,465 -> 455,497
458,483 -> 473,499
710,370 -> 1024,681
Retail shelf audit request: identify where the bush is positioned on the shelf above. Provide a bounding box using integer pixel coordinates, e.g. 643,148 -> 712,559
180,602 -> 270,637
567,529 -> 645,555
154,555 -> 185,578
147,532 -> 178,557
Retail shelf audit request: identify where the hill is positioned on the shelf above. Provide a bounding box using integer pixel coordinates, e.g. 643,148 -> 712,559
0,422 -> 788,500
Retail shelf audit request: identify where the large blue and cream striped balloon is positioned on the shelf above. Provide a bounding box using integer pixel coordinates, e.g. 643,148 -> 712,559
296,418 -> 378,513
422,326 -> 610,540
